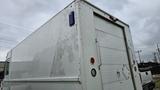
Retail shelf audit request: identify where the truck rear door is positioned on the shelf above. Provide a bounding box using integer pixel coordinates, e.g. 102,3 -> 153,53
94,14 -> 135,90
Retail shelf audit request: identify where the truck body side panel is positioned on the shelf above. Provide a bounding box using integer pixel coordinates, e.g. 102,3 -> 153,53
3,2 -> 82,90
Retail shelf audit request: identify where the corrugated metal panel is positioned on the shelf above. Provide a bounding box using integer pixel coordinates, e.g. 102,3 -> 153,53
94,15 -> 134,90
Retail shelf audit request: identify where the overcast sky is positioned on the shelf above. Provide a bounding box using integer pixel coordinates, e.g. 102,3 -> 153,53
0,0 -> 160,62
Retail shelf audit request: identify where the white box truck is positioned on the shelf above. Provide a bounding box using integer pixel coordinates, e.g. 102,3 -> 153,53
2,0 -> 143,90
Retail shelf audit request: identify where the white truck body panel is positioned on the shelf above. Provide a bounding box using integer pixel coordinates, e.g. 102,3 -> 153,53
140,71 -> 153,85
3,0 -> 143,90
94,15 -> 134,90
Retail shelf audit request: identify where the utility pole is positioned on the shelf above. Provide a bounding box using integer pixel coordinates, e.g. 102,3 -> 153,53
157,44 -> 160,55
136,50 -> 142,63
153,52 -> 158,63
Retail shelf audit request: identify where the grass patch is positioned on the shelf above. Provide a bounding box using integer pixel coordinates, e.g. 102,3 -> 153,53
155,80 -> 160,89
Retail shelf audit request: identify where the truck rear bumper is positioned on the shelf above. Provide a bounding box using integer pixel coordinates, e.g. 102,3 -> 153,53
143,81 -> 155,90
